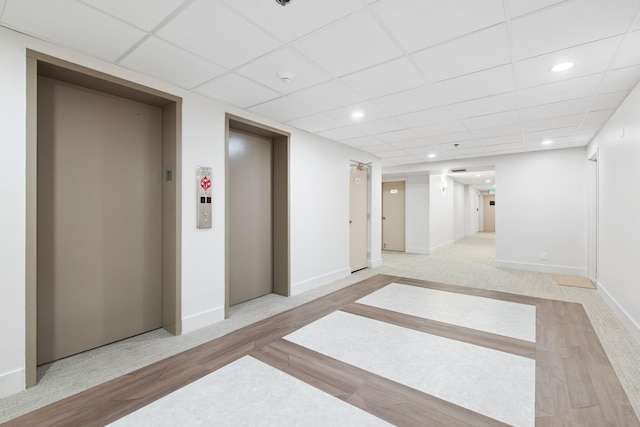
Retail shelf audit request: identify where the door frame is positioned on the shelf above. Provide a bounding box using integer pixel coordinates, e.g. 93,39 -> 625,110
26,51 -> 182,387
224,114 -> 290,317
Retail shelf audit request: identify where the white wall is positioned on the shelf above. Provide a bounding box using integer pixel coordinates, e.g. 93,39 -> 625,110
494,148 -> 588,276
429,174 -> 455,252
405,175 -> 429,254
453,181 -> 465,241
0,28 -> 27,399
0,26 -> 382,398
588,80 -> 640,343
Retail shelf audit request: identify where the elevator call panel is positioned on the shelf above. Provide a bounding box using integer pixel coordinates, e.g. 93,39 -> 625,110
196,166 -> 213,229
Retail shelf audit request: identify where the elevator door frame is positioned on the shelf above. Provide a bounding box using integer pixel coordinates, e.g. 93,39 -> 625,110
225,115 -> 290,317
25,51 -> 183,387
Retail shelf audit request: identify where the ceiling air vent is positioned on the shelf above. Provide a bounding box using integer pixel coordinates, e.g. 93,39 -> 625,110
451,169 -> 467,173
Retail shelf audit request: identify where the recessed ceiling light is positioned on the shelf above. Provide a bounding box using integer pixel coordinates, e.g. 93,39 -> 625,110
351,111 -> 364,119
485,179 -> 491,183
542,139 -> 553,145
551,62 -> 574,72
475,174 -> 480,177
427,153 -> 436,158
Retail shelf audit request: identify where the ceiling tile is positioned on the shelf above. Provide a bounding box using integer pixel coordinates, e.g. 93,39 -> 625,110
511,0 -> 639,60
376,129 -> 421,143
517,73 -> 602,108
470,124 -> 522,138
2,0 -> 144,60
578,122 -> 606,134
341,135 -> 383,148
157,0 -> 280,69
412,24 -> 510,83
507,0 -> 565,18
317,126 -> 367,141
363,143 -> 401,153
449,92 -> 517,119
392,138 -> 439,149
414,121 -> 467,137
524,126 -> 575,142
288,80 -> 364,113
582,109 -> 614,124
402,145 -> 441,155
236,48 -> 331,94
121,36 -> 226,88
223,0 -> 364,43
79,0 -> 184,31
590,91 -> 628,110
397,106 -> 456,127
195,73 -> 280,108
470,134 -> 523,146
599,65 -> 640,93
355,117 -> 407,135
376,149 -> 411,158
374,85 -> 445,115
463,110 -> 520,130
248,96 -> 317,122
434,65 -> 514,104
325,101 -> 389,126
423,132 -> 474,145
287,113 -> 344,133
339,57 -> 426,99
373,0 -> 504,53
612,30 -> 640,69
523,114 -> 582,132
520,97 -> 591,122
292,11 -> 402,77
514,36 -> 622,89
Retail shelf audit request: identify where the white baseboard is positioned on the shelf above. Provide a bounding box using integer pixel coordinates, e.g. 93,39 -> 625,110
0,368 -> 24,399
454,234 -> 466,242
369,257 -> 383,268
465,231 -> 479,238
494,259 -> 586,276
429,240 -> 454,254
181,306 -> 224,334
291,267 -> 351,296
406,247 -> 430,255
597,281 -> 640,345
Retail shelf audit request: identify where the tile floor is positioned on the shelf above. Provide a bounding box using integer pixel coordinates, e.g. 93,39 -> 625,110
2,233 -> 640,426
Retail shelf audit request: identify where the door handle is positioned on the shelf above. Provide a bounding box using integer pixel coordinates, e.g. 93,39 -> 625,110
349,220 -> 352,224
382,216 -> 386,220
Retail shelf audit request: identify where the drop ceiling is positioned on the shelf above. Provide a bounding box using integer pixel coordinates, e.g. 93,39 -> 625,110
2,0 -> 640,168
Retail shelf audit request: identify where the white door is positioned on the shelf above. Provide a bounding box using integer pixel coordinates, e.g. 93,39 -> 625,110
350,164 -> 368,272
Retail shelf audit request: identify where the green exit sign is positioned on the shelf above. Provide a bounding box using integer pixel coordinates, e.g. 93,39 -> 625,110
488,189 -> 495,195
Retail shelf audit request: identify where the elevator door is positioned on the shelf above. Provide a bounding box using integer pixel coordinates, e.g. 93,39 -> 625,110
229,130 -> 273,305
37,76 -> 163,365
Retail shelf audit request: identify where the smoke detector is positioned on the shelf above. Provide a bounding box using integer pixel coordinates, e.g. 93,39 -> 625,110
275,0 -> 290,6
277,70 -> 296,84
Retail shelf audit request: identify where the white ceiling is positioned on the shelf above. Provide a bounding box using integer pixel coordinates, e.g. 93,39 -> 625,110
2,0 -> 640,169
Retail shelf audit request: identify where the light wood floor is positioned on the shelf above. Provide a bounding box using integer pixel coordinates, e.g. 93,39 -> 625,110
2,274 -> 638,426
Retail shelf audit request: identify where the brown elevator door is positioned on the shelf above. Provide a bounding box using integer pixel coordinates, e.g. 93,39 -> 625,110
37,76 -> 163,364
228,130 -> 273,305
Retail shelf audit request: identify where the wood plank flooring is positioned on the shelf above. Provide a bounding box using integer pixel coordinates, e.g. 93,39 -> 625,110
2,274 -> 638,426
